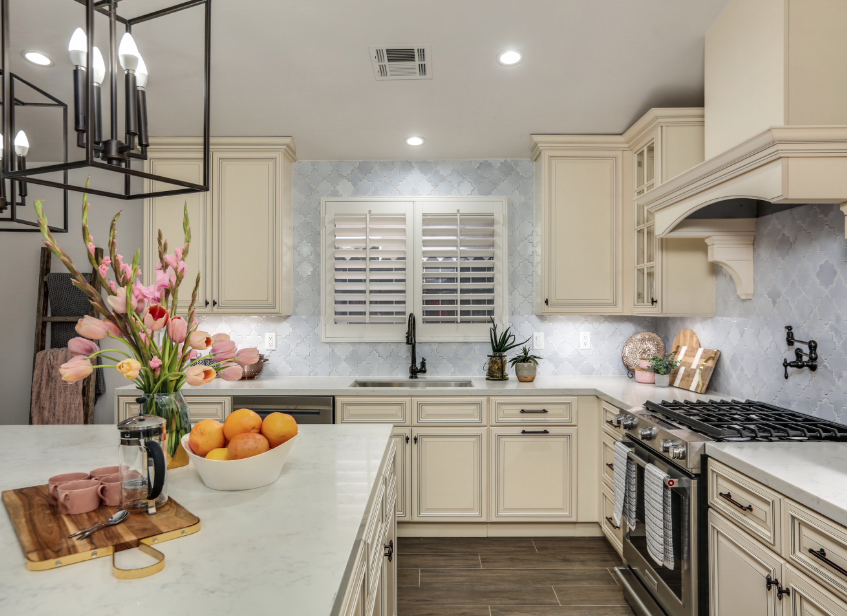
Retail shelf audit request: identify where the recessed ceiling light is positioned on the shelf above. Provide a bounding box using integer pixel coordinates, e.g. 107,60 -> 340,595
406,136 -> 424,146
22,51 -> 53,67
497,50 -> 523,66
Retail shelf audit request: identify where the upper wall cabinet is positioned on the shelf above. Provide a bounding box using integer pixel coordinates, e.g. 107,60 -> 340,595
144,137 -> 295,316
532,138 -> 626,315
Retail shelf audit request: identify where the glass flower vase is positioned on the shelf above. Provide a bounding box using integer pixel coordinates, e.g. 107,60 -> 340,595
143,391 -> 191,469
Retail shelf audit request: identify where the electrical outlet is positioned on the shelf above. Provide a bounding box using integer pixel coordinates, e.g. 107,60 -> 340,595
579,331 -> 591,350
264,332 -> 276,351
532,332 -> 544,350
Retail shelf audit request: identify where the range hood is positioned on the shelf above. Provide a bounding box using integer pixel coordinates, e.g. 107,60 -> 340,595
637,0 -> 847,300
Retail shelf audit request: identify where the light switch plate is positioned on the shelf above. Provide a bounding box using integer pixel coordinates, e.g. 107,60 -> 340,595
579,331 -> 591,350
264,332 -> 277,351
532,332 -> 544,350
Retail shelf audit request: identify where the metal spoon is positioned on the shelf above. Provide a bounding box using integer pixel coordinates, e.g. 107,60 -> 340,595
73,509 -> 129,541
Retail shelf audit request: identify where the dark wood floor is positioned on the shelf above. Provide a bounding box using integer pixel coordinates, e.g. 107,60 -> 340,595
396,536 -> 634,616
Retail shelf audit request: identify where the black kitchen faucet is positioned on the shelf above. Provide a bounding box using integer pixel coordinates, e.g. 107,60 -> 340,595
406,313 -> 427,379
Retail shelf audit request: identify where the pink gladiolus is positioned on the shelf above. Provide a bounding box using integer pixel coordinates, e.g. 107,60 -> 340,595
75,315 -> 109,340
210,339 -> 237,361
155,269 -> 170,290
101,256 -> 111,267
185,365 -> 216,386
87,242 -> 95,255
59,356 -> 93,383
121,263 -> 132,280
133,279 -> 160,304
220,365 -> 243,381
143,305 -> 170,331
149,357 -> 162,370
211,333 -> 230,343
138,330 -> 149,345
188,350 -> 199,359
167,316 -> 188,343
235,347 -> 260,366
103,319 -> 122,337
116,359 -> 141,380
189,331 -> 212,350
68,337 -> 99,357
115,254 -> 123,268
109,280 -> 116,292
164,254 -> 178,270
175,247 -> 184,260
176,260 -> 187,275
98,263 -> 109,278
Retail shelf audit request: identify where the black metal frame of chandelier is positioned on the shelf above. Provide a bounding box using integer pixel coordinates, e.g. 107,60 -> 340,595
0,0 -> 211,202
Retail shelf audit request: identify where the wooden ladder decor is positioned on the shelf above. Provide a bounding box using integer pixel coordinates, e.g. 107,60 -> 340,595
32,246 -> 103,425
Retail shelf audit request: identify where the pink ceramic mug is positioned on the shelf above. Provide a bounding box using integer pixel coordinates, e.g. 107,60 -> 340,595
57,479 -> 102,515
48,472 -> 90,505
97,474 -> 122,507
90,466 -> 121,481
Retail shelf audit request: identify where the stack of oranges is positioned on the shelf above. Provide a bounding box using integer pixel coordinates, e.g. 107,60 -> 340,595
188,409 -> 298,461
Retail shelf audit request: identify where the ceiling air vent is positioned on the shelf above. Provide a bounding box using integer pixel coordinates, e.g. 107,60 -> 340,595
369,45 -> 432,80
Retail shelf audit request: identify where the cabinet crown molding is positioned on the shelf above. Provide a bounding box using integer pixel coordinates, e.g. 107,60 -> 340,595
530,134 -> 627,160
147,136 -> 297,162
622,107 -> 705,148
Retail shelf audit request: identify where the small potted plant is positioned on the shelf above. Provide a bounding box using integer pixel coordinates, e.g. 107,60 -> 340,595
486,317 -> 530,380
509,346 -> 542,382
648,352 -> 681,387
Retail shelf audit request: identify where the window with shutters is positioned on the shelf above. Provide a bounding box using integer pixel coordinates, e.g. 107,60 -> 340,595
322,197 -> 508,342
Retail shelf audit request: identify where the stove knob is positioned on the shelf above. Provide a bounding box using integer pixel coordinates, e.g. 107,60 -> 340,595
670,445 -> 687,460
621,416 -> 638,430
639,427 -> 657,440
613,413 -> 627,427
660,438 -> 676,453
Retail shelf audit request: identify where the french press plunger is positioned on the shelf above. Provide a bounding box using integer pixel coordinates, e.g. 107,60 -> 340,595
117,397 -> 167,514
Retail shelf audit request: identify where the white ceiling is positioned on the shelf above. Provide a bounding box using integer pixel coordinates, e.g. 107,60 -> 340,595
10,0 -> 731,162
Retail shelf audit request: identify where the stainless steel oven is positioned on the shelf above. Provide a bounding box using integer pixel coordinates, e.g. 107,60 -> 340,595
614,437 -> 700,616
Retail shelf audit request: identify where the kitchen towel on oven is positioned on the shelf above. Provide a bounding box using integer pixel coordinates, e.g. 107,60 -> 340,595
613,441 -> 637,530
645,463 -> 674,570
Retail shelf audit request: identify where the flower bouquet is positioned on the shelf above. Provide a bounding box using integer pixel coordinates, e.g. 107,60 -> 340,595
35,184 -> 259,467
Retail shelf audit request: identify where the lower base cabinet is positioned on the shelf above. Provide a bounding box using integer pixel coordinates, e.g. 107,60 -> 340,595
784,565 -> 847,616
390,429 -> 411,521
117,395 -> 231,424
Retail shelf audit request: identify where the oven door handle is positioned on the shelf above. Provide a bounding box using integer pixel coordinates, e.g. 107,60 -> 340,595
626,447 -> 691,490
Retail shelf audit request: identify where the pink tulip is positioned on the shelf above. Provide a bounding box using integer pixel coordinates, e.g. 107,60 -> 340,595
189,331 -> 213,350
103,319 -> 123,337
106,287 -> 132,314
143,305 -> 170,331
220,365 -> 243,381
168,316 -> 188,343
211,333 -> 230,343
235,347 -> 260,366
116,359 -> 142,380
68,337 -> 99,357
186,365 -> 216,386
59,356 -> 93,383
75,315 -> 108,340
210,339 -> 237,361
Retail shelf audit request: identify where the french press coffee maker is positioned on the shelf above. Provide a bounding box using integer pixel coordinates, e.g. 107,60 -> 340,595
117,397 -> 168,514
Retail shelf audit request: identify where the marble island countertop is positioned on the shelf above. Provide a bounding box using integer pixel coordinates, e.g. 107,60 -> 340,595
117,375 -> 732,411
0,424 -> 393,616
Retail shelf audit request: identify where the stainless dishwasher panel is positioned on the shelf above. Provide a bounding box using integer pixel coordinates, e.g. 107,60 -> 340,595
231,396 -> 334,424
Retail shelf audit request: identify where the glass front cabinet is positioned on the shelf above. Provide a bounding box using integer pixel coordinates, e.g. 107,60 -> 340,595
633,141 -> 657,309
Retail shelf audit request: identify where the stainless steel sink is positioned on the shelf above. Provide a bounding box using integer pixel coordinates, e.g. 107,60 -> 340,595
350,378 -> 474,388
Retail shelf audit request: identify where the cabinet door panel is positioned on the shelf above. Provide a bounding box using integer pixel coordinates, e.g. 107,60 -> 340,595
411,428 -> 487,521
490,427 -> 576,521
390,429 -> 411,520
183,395 -> 231,424
784,565 -> 847,616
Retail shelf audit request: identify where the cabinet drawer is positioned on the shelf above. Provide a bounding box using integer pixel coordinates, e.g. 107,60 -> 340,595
185,396 -> 231,424
784,499 -> 847,599
601,432 -> 620,488
413,397 -> 486,425
784,564 -> 847,616
338,397 -> 410,425
709,459 -> 782,551
491,396 -> 576,424
600,482 -> 623,555
601,401 -> 624,437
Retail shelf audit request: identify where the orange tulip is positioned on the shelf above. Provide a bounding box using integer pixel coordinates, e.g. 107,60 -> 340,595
189,331 -> 212,350
116,359 -> 142,380
186,365 -> 216,386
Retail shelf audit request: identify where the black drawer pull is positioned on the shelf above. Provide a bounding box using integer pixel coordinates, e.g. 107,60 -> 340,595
520,409 -> 548,414
809,548 -> 847,576
605,420 -> 618,427
521,429 -> 549,434
605,516 -> 620,530
606,463 -> 615,471
719,491 -> 753,512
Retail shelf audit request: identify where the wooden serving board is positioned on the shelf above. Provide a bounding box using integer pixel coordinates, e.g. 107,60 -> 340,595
2,484 -> 200,574
670,329 -> 700,356
669,347 -> 720,394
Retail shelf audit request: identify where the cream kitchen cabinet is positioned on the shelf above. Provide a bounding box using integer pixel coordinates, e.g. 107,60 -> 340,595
390,428 -> 412,521
143,137 -> 294,316
116,394 -> 230,424
490,427 -> 577,521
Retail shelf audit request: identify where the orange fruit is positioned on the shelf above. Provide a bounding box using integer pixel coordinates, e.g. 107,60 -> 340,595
223,408 -> 262,442
227,432 -> 270,460
205,447 -> 230,461
189,420 -> 225,457
261,412 -> 298,448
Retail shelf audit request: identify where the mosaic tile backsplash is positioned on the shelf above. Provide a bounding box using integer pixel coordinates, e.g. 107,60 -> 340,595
198,160 -> 658,378
660,204 -> 847,422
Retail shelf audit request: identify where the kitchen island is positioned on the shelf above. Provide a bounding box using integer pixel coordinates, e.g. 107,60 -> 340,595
0,423 -> 394,616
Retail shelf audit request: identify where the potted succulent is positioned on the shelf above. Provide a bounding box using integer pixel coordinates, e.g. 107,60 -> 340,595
486,317 -> 530,380
509,346 -> 543,382
648,352 -> 681,387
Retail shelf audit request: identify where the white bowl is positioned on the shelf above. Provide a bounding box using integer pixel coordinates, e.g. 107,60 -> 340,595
181,433 -> 297,491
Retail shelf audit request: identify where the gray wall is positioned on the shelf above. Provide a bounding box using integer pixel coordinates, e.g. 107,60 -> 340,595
660,204 -> 847,423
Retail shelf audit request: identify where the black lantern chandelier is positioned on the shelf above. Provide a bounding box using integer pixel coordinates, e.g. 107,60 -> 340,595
0,0 -> 211,233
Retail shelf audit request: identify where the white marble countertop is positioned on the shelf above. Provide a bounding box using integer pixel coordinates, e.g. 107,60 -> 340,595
706,442 -> 847,527
117,375 -> 731,411
0,424 -> 393,616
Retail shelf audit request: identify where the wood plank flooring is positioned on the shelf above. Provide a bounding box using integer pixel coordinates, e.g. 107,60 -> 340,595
397,536 -> 633,616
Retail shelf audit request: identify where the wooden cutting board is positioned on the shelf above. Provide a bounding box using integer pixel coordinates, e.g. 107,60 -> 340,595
2,484 -> 200,575
670,329 -> 700,356
669,348 -> 720,394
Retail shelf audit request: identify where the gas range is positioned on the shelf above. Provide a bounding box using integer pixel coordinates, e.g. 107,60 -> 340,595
612,399 -> 847,474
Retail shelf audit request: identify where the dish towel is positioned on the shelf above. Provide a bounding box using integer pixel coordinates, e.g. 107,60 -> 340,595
31,348 -> 85,425
645,462 -> 674,570
613,441 -> 637,530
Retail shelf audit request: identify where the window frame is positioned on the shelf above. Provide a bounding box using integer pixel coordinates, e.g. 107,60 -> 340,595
321,196 -> 508,343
